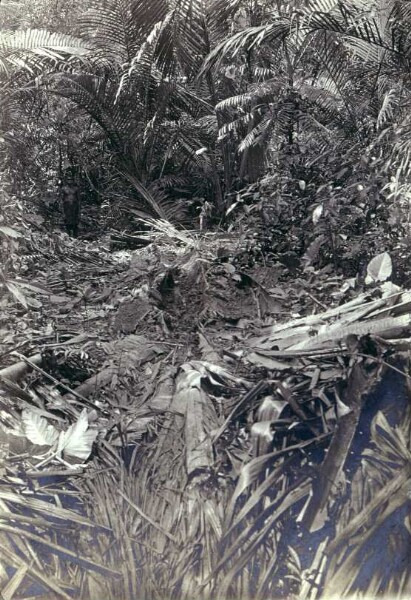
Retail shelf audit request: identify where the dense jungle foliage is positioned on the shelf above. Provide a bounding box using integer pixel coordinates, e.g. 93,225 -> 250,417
0,1 -> 411,599
0,0 -> 410,272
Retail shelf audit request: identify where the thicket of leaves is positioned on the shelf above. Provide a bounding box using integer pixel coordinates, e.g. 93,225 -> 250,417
0,0 -> 410,277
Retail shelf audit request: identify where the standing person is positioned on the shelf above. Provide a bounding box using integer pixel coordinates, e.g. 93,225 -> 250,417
61,183 -> 80,237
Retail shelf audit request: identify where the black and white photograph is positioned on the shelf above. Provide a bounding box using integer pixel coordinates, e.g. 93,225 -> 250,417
0,1 -> 410,598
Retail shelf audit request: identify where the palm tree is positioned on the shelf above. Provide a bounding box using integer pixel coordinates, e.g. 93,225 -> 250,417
201,0 -> 411,183
1,1 -> 226,220
41,0 -> 234,219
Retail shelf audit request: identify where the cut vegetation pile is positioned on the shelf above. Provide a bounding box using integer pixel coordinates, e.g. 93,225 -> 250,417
0,230 -> 411,600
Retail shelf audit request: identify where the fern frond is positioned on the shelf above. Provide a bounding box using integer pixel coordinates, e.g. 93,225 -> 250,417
253,66 -> 275,80
196,114 -> 218,135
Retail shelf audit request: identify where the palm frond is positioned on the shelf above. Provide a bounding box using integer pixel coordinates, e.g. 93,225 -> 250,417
0,29 -> 89,74
309,2 -> 410,59
217,77 -> 285,112
376,87 -> 398,129
216,92 -> 253,111
304,0 -> 340,13
117,21 -> 162,101
130,0 -> 168,28
172,0 -> 210,75
323,408 -> 411,597
207,0 -> 243,33
238,112 -> 273,152
309,29 -> 363,130
50,73 -> 123,143
80,0 -> 149,62
218,113 -> 253,140
215,478 -> 312,598
396,1 -> 411,25
153,9 -> 177,78
174,80 -> 214,115
200,20 -> 290,75
299,81 -> 343,118
175,131 -> 212,169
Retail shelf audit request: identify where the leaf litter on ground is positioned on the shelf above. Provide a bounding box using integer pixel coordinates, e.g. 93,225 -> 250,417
1,230 -> 411,598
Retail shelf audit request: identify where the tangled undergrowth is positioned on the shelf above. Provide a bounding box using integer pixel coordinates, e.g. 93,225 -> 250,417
1,204 -> 411,600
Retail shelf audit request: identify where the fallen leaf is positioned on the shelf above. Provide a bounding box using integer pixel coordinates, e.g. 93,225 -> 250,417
21,410 -> 59,447
0,226 -> 22,239
57,409 -> 98,462
365,252 -> 392,284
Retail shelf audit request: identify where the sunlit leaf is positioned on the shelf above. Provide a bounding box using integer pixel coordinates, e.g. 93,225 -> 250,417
5,282 -> 28,309
21,409 -> 59,447
312,204 -> 323,225
57,409 -> 97,461
365,252 -> 392,284
0,226 -> 22,238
